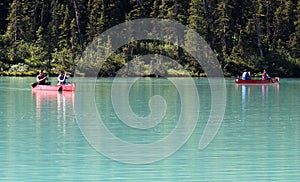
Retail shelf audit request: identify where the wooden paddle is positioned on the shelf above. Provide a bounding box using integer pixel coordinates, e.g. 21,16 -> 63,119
31,82 -> 38,88
269,76 -> 274,83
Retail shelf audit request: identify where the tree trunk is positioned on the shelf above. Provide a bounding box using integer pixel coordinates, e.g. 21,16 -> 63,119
202,0 -> 212,45
73,0 -> 84,54
254,1 -> 264,57
14,0 -> 20,41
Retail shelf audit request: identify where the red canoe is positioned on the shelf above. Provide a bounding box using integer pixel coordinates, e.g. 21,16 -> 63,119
32,83 -> 76,91
235,77 -> 279,84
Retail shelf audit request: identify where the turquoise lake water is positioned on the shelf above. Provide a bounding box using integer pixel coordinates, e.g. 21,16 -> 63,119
0,77 -> 299,181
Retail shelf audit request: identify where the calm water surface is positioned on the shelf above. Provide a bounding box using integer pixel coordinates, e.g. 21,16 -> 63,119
0,77 -> 299,181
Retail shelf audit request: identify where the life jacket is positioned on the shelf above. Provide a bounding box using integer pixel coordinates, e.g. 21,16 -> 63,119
242,72 -> 249,80
58,74 -> 67,84
262,73 -> 267,80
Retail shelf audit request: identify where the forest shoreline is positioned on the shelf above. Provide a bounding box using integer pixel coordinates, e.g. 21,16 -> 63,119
1,71 -> 297,78
1,1 -> 300,78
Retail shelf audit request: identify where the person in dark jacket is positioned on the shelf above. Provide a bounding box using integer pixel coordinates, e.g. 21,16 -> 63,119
36,69 -> 49,85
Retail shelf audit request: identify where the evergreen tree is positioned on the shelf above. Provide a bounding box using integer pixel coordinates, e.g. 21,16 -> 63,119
289,0 -> 300,58
72,0 -> 86,53
156,0 -> 189,23
106,0 -> 124,28
127,0 -> 153,20
188,0 -> 207,38
6,0 -> 37,42
48,0 -> 60,49
0,0 -> 11,34
150,0 -> 162,18
35,26 -> 48,68
213,0 -> 233,62
58,4 -> 71,49
86,0 -> 105,42
273,0 -> 295,50
5,0 -> 22,42
157,0 -> 171,19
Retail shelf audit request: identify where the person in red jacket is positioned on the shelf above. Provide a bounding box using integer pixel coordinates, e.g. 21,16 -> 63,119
32,69 -> 49,88
36,69 -> 49,85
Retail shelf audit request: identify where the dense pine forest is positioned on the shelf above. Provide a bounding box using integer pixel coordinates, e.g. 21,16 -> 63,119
0,0 -> 299,77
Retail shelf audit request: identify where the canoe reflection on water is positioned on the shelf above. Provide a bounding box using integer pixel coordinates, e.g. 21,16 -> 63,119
235,84 -> 280,124
32,90 -> 75,123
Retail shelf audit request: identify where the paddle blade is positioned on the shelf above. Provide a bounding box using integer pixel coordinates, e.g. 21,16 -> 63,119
31,82 -> 38,88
